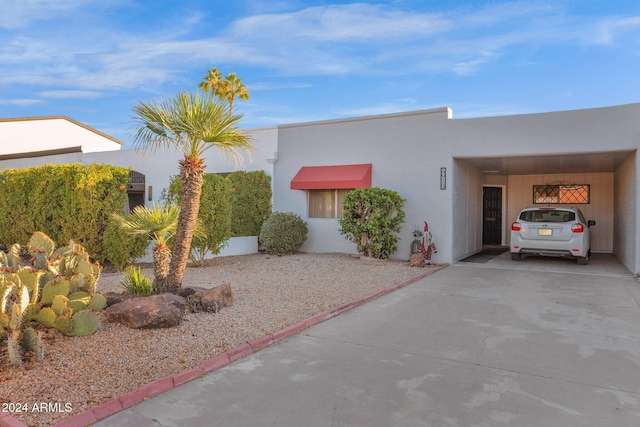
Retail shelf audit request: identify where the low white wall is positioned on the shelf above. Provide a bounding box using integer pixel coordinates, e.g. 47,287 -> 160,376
137,236 -> 258,264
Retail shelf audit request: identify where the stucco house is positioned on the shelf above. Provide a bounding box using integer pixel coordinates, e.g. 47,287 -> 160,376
0,116 -> 123,160
1,103 -> 639,274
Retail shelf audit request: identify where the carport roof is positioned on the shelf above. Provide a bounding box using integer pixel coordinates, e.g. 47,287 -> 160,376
457,150 -> 635,175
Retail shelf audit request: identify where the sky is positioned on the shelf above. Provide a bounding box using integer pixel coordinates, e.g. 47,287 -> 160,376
1,0 -> 640,148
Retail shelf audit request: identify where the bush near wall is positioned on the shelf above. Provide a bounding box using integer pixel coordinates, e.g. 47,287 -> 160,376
259,212 -> 308,255
166,173 -> 233,259
339,187 -> 406,259
226,170 -> 272,236
0,164 -> 129,260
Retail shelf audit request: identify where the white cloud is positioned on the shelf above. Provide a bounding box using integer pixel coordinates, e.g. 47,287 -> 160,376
39,90 -> 103,99
0,0 -> 95,29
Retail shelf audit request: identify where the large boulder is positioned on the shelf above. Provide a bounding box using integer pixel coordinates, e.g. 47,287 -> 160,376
179,284 -> 234,313
104,293 -> 185,329
201,284 -> 234,313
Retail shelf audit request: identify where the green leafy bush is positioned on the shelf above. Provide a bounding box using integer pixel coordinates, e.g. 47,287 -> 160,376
339,187 -> 406,259
226,171 -> 272,236
0,163 -> 129,261
119,266 -> 155,296
166,174 -> 232,265
102,217 -> 150,270
259,212 -> 307,255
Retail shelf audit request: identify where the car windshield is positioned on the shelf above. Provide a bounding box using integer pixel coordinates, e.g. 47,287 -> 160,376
519,210 -> 575,223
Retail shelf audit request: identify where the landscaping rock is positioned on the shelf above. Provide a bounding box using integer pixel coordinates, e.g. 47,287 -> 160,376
103,291 -> 134,307
201,284 -> 234,313
104,293 -> 185,329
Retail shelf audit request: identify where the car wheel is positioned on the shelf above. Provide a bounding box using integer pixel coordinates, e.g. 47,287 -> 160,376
511,253 -> 521,261
577,254 -> 589,265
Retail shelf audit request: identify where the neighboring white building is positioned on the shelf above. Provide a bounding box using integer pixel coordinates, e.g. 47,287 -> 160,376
1,103 -> 639,274
0,116 -> 123,159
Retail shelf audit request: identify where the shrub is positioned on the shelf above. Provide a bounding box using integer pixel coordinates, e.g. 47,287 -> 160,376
226,171 -> 272,236
339,187 -> 406,259
102,217 -> 150,270
119,266 -> 155,296
259,212 -> 307,255
0,163 -> 129,260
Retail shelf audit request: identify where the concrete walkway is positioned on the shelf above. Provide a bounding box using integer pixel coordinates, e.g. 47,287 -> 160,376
91,254 -> 640,426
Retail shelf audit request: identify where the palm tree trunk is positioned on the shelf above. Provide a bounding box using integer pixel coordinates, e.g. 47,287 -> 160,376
153,243 -> 171,293
166,156 -> 205,293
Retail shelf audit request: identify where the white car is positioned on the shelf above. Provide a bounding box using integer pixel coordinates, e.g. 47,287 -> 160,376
510,206 -> 595,265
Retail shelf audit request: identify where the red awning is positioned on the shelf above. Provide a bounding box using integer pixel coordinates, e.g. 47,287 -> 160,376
290,163 -> 372,190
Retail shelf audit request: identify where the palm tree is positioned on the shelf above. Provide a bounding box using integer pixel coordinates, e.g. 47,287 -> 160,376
223,72 -> 250,117
130,91 -> 252,293
198,67 -> 223,96
199,67 -> 250,117
111,203 -> 179,293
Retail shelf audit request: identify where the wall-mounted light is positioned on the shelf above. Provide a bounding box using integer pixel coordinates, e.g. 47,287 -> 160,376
148,186 -> 153,201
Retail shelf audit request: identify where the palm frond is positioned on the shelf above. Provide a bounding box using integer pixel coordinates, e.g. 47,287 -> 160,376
129,90 -> 253,163
112,203 -> 180,245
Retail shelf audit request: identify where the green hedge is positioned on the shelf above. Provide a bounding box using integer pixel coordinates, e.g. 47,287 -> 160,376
226,170 -> 272,236
0,163 -> 130,261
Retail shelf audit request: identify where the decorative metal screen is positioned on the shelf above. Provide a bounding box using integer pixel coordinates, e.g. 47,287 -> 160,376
533,184 -> 590,204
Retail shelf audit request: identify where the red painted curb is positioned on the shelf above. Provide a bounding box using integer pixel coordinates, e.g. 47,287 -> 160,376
227,343 -> 253,363
35,264 -> 449,426
272,319 -> 308,341
172,367 -> 205,387
119,377 -> 174,409
248,334 -> 274,352
91,398 -> 124,422
52,409 -> 96,427
199,353 -> 231,374
0,415 -> 29,427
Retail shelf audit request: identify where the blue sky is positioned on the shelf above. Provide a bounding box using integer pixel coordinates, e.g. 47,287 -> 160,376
1,0 -> 640,147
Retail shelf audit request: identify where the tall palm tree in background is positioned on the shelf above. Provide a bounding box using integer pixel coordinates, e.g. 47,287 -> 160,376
199,67 -> 250,117
130,91 -> 252,293
112,203 -> 179,292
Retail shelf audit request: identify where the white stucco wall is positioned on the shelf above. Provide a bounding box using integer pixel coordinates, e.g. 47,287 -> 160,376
0,117 -> 122,155
274,108 -> 455,263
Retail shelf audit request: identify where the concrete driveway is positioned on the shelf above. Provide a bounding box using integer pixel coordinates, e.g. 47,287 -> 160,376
96,253 -> 640,427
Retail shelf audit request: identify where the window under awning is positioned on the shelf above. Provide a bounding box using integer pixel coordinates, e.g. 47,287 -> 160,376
290,163 -> 372,190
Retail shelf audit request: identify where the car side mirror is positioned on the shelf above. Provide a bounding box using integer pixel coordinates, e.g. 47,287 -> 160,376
588,220 -> 596,227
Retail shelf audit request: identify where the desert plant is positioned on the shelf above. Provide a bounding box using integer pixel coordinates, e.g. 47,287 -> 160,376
119,266 -> 155,296
339,187 -> 406,259
0,232 -> 106,367
259,212 -> 308,255
102,217 -> 150,270
111,203 -> 179,292
130,88 -> 253,293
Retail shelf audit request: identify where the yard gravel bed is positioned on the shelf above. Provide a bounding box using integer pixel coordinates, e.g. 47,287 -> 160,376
1,253 -> 435,426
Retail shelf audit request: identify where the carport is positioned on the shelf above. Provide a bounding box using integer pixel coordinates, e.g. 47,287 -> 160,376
452,149 -> 637,274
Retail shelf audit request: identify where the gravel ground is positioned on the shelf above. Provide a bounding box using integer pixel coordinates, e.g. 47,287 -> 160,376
1,253 -> 435,426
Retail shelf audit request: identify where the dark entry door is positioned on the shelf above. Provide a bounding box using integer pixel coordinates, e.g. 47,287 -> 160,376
483,187 -> 502,246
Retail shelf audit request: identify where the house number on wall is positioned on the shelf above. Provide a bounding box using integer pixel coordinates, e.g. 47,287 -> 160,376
440,167 -> 446,190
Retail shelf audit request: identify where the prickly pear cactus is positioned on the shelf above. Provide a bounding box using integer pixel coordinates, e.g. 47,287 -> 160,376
69,310 -> 100,337
41,277 -> 71,306
1,232 -> 107,367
